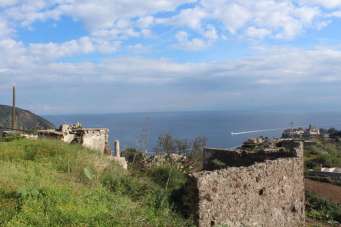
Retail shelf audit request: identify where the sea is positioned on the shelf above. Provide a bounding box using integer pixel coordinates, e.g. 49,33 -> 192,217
45,111 -> 341,151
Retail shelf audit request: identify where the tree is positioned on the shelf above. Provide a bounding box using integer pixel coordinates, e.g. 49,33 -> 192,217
174,139 -> 190,155
192,136 -> 207,154
190,136 -> 207,171
155,133 -> 175,155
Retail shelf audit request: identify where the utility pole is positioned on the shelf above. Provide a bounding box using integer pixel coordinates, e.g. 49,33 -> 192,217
11,86 -> 16,130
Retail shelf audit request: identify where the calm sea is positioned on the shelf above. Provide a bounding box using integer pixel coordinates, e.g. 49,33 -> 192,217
45,111 -> 341,151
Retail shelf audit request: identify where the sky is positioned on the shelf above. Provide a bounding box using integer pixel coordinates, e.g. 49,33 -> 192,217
1,0 -> 341,114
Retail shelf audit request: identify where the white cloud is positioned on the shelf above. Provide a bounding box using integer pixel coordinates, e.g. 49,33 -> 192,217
167,0 -> 322,40
2,1 -> 341,113
301,0 -> 341,9
2,33 -> 341,87
1,0 -> 193,29
246,27 -> 271,39
0,0 -> 339,54
215,2 -> 251,34
204,25 -> 218,41
138,16 -> 155,28
176,31 -> 207,50
0,0 -> 17,7
2,34 -> 341,113
161,7 -> 207,30
0,20 -> 13,38
29,37 -> 95,61
128,43 -> 148,53
327,10 -> 341,17
58,0 -> 195,31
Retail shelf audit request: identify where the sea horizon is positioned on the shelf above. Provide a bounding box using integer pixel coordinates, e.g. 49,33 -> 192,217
45,110 -> 341,151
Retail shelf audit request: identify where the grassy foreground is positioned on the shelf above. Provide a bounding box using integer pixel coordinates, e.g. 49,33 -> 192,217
0,138 -> 192,226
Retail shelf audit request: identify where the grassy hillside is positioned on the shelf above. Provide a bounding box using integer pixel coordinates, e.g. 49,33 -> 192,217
0,105 -> 54,130
304,139 -> 341,225
304,139 -> 341,170
0,138 -> 192,226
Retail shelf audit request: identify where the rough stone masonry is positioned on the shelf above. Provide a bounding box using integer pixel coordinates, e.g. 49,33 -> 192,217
38,123 -> 110,154
186,140 -> 305,227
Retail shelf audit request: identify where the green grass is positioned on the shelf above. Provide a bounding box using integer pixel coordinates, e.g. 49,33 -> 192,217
304,139 -> 341,170
0,138 -> 192,226
304,139 -> 341,224
306,192 -> 341,224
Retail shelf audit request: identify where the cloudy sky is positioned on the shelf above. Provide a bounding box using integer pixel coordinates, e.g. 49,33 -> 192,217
1,0 -> 341,114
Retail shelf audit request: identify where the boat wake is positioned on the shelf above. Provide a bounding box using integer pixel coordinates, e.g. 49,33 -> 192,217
231,128 -> 286,135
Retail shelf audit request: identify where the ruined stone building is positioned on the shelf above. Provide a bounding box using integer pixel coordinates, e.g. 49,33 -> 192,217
38,123 -> 128,169
38,123 -> 110,154
185,139 -> 305,227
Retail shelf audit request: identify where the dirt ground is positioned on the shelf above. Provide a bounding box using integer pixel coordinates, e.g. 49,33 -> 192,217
306,218 -> 337,227
306,218 -> 336,227
305,179 -> 341,204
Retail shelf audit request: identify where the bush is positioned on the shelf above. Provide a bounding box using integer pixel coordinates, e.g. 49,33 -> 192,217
304,140 -> 341,170
306,191 -> 341,223
123,148 -> 147,171
148,165 -> 187,191
0,133 -> 24,142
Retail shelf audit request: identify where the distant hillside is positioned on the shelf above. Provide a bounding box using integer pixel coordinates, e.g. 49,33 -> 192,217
0,105 -> 54,130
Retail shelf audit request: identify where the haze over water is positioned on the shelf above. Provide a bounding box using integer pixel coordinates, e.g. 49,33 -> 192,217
46,111 -> 341,151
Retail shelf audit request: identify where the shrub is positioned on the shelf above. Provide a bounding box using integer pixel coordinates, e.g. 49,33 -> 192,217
123,148 -> 147,171
0,133 -> 24,142
306,191 -> 341,223
148,165 -> 187,191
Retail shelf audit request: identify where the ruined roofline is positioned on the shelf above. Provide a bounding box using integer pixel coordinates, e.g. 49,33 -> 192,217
202,147 -> 238,152
204,138 -> 300,151
203,140 -> 303,171
37,129 -> 63,135
72,128 -> 109,131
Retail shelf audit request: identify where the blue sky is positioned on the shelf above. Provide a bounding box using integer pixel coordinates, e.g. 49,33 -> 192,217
1,0 -> 341,114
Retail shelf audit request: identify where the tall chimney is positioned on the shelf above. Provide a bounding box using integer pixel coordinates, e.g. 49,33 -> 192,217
11,86 -> 16,130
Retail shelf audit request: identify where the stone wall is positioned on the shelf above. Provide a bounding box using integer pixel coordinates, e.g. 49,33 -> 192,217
38,124 -> 110,154
306,171 -> 341,185
77,128 -> 110,154
187,140 -> 305,227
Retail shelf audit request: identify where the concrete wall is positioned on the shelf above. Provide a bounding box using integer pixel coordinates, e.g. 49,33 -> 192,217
187,141 -> 305,227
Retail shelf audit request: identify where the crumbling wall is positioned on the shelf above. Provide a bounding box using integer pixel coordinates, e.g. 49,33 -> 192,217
60,124 -> 75,143
38,125 -> 110,154
203,147 -> 295,170
188,141 -> 305,227
78,129 -> 109,154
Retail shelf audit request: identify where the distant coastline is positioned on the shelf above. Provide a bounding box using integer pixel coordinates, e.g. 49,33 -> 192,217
45,111 -> 341,151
